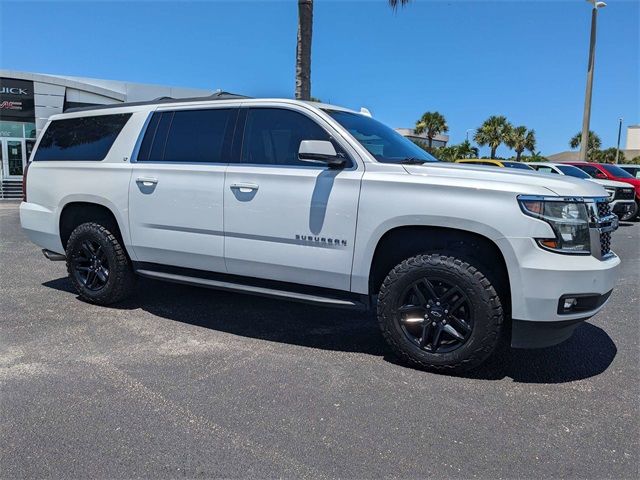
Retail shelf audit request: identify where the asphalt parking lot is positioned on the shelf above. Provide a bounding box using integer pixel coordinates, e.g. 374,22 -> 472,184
1,201 -> 638,479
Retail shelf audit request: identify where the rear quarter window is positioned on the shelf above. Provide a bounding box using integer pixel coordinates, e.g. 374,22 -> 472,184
33,113 -> 132,161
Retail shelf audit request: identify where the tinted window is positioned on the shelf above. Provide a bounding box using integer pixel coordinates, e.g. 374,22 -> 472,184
33,113 -> 131,161
502,161 -> 534,170
601,164 -> 634,178
534,166 -> 557,174
326,110 -> 438,164
575,165 -> 602,178
138,109 -> 233,163
241,108 -> 333,166
557,164 -> 591,179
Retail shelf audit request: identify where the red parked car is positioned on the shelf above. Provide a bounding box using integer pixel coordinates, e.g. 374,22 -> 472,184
566,162 -> 640,219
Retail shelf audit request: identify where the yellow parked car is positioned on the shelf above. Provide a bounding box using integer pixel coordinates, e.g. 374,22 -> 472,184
455,159 -> 535,171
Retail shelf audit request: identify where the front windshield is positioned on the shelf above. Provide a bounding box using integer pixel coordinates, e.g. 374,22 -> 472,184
325,110 -> 438,164
557,164 -> 591,179
601,164 -> 634,178
502,161 -> 534,170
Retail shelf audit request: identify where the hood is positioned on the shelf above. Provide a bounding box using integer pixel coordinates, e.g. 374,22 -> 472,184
402,162 -> 608,197
590,178 -> 635,188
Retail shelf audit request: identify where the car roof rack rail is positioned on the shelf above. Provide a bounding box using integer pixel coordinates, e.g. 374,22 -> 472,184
65,90 -> 251,113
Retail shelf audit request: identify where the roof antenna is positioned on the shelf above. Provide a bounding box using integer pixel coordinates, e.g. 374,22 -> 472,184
360,107 -> 372,117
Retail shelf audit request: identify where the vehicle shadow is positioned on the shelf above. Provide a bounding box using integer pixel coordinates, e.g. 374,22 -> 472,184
43,276 -> 617,384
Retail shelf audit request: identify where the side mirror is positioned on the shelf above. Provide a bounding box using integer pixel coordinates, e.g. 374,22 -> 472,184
298,140 -> 346,169
595,172 -> 607,179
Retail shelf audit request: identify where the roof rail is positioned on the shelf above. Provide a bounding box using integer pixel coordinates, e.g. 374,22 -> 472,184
65,91 -> 251,113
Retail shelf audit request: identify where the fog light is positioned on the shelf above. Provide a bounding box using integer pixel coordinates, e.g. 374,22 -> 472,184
563,298 -> 578,311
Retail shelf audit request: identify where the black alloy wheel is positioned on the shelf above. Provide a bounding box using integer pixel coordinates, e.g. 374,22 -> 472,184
397,277 -> 473,353
377,254 -> 504,373
71,239 -> 110,291
66,222 -> 135,305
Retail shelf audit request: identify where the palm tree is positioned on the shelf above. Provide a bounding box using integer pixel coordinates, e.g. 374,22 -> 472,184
505,126 -> 536,162
388,0 -> 412,10
474,116 -> 512,159
295,0 -> 313,100
596,147 -> 625,164
295,0 -> 411,100
569,130 -> 601,161
456,140 -> 479,159
415,112 -> 448,148
528,151 -> 547,162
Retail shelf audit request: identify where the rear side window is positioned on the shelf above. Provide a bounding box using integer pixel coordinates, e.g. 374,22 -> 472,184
576,165 -> 602,178
33,113 -> 132,161
137,108 -> 234,163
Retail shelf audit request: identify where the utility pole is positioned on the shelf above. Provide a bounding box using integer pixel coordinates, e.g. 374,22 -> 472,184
579,1 -> 607,162
615,117 -> 623,164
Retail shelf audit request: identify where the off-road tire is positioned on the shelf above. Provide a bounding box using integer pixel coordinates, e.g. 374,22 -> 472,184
66,222 -> 135,305
377,253 -> 504,373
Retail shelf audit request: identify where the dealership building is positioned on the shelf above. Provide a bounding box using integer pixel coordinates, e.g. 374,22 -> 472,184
0,70 -> 215,198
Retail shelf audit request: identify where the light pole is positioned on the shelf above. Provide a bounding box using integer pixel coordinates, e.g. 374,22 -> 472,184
615,117 -> 623,164
466,129 -> 475,141
579,0 -> 607,162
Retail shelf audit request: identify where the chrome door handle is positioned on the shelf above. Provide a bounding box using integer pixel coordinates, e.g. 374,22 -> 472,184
136,177 -> 158,186
230,182 -> 259,193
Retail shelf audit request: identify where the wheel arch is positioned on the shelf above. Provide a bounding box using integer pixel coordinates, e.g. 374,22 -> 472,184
58,200 -> 130,255
367,225 -> 512,316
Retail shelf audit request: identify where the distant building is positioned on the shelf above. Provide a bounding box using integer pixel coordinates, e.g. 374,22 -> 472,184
395,128 -> 449,148
0,70 -> 215,190
625,125 -> 640,159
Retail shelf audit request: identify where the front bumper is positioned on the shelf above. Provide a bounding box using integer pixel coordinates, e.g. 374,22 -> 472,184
610,199 -> 637,218
496,237 -> 620,347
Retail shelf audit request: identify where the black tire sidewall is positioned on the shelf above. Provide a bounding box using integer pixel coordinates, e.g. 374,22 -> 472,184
66,222 -> 132,304
378,255 -> 503,371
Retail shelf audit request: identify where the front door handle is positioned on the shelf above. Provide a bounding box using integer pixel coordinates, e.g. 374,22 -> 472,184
136,177 -> 158,186
230,182 -> 259,193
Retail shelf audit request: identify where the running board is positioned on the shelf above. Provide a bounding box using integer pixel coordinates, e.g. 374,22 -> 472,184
135,269 -> 369,310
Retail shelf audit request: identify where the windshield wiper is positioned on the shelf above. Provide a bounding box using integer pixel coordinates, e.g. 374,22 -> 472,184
398,158 -> 427,165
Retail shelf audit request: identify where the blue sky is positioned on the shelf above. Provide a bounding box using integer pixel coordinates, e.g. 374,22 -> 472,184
1,0 -> 638,157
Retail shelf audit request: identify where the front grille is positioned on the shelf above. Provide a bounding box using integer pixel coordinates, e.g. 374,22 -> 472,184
597,200 -> 611,218
596,200 -> 613,256
614,188 -> 635,201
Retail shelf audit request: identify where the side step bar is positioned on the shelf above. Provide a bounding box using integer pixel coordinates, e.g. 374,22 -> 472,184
43,249 -> 66,261
135,269 -> 369,310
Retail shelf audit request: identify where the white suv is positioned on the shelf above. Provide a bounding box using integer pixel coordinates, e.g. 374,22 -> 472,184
20,95 -> 620,372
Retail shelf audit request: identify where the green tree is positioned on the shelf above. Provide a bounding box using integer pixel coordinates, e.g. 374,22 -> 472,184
431,145 -> 459,162
526,151 -> 547,162
474,116 -> 512,159
505,126 -> 536,162
569,131 -> 601,161
456,140 -> 479,159
414,111 -> 448,148
594,147 -> 626,164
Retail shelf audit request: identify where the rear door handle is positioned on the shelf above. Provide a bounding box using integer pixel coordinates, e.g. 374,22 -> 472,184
230,182 -> 259,193
136,177 -> 158,186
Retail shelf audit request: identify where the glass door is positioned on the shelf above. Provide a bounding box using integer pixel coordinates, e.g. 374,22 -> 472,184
2,138 -> 25,178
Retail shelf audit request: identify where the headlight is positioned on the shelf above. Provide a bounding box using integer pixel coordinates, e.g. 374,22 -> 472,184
518,196 -> 591,254
604,187 -> 616,199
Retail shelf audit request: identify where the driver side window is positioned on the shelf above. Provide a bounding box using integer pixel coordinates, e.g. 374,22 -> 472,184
241,108 -> 339,167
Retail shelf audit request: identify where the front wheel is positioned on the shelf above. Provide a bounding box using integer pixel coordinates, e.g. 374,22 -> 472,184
377,254 -> 504,373
66,222 -> 135,305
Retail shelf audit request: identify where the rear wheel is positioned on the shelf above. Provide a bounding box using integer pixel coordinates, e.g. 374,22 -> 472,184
377,254 -> 504,373
66,222 -> 135,305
